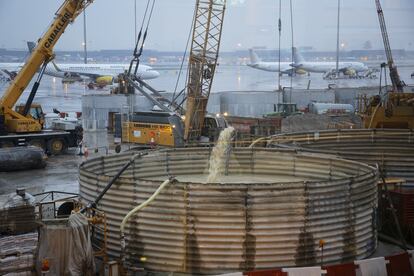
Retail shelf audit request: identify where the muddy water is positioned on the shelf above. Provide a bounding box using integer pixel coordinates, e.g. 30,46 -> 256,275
206,127 -> 235,183
149,174 -> 309,184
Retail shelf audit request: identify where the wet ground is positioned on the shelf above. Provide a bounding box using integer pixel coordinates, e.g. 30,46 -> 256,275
0,149 -> 82,203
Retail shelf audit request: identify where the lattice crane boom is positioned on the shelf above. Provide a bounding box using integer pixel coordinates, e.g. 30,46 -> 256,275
184,0 -> 226,142
375,0 -> 404,92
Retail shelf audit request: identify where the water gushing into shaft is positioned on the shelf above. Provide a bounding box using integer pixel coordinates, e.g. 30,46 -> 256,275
206,127 -> 235,183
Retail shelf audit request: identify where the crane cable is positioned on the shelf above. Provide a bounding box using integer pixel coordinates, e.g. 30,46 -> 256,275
128,0 -> 156,76
289,0 -> 294,104
171,5 -> 198,112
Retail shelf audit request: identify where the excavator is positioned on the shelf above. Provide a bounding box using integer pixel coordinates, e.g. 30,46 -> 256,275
0,0 -> 90,154
360,0 -> 414,129
119,0 -> 228,147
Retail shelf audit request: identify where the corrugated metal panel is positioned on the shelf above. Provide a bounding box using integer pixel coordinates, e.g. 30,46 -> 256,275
79,148 -> 378,274
268,129 -> 414,184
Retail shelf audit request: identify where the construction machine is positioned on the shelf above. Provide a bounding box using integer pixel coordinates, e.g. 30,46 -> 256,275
0,0 -> 91,154
119,0 -> 227,147
359,0 -> 414,129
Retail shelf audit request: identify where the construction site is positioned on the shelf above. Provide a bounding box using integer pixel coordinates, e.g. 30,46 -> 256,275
1,0 -> 414,275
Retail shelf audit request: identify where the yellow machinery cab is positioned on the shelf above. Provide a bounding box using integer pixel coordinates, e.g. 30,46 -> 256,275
121,112 -> 185,147
118,111 -> 228,148
15,103 -> 45,129
359,93 -> 414,129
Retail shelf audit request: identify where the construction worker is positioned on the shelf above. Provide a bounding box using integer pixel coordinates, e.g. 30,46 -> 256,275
149,131 -> 156,149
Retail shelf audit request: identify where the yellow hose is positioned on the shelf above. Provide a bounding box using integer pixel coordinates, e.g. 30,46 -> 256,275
249,137 -> 267,148
368,103 -> 381,129
120,177 -> 173,233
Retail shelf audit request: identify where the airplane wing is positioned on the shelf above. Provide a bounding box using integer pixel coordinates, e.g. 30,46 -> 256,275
338,66 -> 357,76
0,64 -> 22,81
0,69 -> 17,81
290,63 -> 303,68
281,67 -> 308,76
51,63 -> 103,81
70,71 -> 102,80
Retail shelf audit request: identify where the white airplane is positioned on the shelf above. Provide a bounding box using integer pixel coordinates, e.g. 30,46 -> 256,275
0,42 -> 160,87
247,49 -> 307,76
292,47 -> 369,78
44,61 -> 159,87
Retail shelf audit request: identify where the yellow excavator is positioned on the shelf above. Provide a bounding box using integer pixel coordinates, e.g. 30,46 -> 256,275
0,0 -> 91,154
360,0 -> 414,129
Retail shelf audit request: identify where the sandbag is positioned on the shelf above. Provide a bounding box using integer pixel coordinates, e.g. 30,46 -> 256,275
0,146 -> 47,172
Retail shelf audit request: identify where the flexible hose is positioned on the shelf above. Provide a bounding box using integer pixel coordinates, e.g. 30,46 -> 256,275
367,103 -> 381,128
249,137 -> 268,148
119,176 -> 176,265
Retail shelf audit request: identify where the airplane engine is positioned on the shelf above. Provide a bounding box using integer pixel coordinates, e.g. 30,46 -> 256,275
344,68 -> 356,76
62,72 -> 82,83
295,68 -> 307,75
95,76 -> 114,86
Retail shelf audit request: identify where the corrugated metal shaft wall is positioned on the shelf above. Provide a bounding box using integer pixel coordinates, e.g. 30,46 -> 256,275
268,129 -> 414,184
79,147 -> 378,274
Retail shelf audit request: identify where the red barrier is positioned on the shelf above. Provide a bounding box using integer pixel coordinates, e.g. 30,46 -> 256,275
244,269 -> 287,276
323,263 -> 358,276
241,250 -> 414,276
385,252 -> 414,276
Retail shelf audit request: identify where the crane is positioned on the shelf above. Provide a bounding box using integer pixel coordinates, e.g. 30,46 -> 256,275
0,0 -> 92,133
359,0 -> 414,129
183,0 -> 226,142
375,0 -> 404,93
0,0 -> 92,153
118,0 -> 228,147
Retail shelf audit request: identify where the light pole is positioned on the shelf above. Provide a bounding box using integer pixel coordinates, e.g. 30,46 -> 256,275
277,0 -> 282,92
83,9 -> 87,64
336,0 -> 341,78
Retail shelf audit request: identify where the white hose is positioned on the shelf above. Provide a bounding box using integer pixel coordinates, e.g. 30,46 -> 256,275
249,136 -> 268,148
119,177 -> 175,265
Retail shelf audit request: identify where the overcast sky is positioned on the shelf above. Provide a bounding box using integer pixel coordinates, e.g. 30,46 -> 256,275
0,0 -> 413,52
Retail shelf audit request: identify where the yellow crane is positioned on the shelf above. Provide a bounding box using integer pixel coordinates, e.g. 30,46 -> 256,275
0,0 -> 92,153
119,0 -> 227,147
0,0 -> 92,133
184,0 -> 227,142
360,0 -> 414,129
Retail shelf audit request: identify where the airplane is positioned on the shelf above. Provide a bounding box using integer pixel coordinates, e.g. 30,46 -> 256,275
44,61 -> 160,88
246,49 -> 307,76
292,47 -> 369,79
0,42 -> 160,88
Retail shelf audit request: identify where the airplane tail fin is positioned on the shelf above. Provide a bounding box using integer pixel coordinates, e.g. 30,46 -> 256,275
249,49 -> 261,64
27,41 -> 61,72
292,47 -> 305,65
27,41 -> 36,53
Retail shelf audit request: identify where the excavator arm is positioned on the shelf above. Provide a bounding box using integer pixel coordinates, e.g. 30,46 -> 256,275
0,0 -> 93,133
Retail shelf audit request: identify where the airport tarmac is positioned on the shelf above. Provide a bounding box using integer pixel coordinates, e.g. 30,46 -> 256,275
1,63 -> 413,115
0,149 -> 82,203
